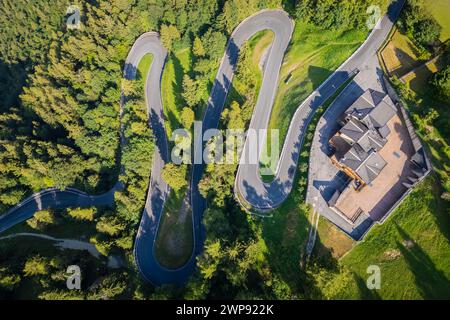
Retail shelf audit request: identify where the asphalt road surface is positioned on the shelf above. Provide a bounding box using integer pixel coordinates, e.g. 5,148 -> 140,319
235,0 -> 405,211
0,1 -> 404,286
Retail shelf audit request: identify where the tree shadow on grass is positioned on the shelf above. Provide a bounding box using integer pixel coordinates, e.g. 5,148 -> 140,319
308,65 -> 332,89
281,0 -> 297,16
309,234 -> 382,300
225,82 -> 245,107
164,53 -> 184,131
261,203 -> 313,296
171,52 -> 185,107
258,64 -> 341,296
391,47 -> 422,78
395,224 -> 450,299
273,65 -> 335,145
310,230 -> 340,268
426,175 -> 450,245
352,273 -> 382,300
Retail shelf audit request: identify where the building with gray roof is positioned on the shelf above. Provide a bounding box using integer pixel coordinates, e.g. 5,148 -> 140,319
329,88 -> 396,188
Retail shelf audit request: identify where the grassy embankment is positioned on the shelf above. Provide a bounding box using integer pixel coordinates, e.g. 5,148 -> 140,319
136,54 -> 153,81
260,22 -> 367,175
153,48 -> 194,269
154,31 -> 276,269
160,48 -> 191,137
154,188 -> 193,269
221,22 -> 370,290
426,0 -> 450,42
379,1 -> 449,192
334,176 -> 450,299
226,30 -> 274,104
256,74 -> 357,290
315,0 -> 450,299
314,215 -> 355,260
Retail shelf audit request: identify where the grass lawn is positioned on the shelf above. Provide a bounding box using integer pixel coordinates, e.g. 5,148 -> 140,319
335,176 -> 450,299
154,188 -> 193,269
265,22 -> 366,158
161,47 -> 192,137
251,31 -> 274,67
402,55 -> 444,92
257,74 -> 358,290
226,30 -> 274,107
422,0 -> 450,42
137,53 -> 153,81
151,47 -> 195,269
381,28 -> 424,77
153,31 -> 274,271
314,216 -> 355,259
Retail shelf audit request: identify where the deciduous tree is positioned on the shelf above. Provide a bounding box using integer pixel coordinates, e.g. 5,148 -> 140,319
162,163 -> 188,191
160,24 -> 181,51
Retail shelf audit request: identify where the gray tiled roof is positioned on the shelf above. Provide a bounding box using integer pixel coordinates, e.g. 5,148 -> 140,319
355,152 -> 387,184
362,95 -> 397,128
340,144 -> 387,184
340,118 -> 367,143
357,130 -> 386,152
378,124 -> 391,138
349,97 -> 374,118
366,88 -> 386,106
333,89 -> 397,184
339,117 -> 387,153
341,144 -> 369,171
346,89 -> 397,129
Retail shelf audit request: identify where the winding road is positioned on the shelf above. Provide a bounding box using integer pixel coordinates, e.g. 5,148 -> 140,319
235,1 -> 404,211
0,2 -> 404,286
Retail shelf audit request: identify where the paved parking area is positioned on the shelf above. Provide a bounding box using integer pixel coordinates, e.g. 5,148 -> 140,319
306,55 -> 385,239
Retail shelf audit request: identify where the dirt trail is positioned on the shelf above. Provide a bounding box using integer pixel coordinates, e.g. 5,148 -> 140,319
0,232 -> 101,258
